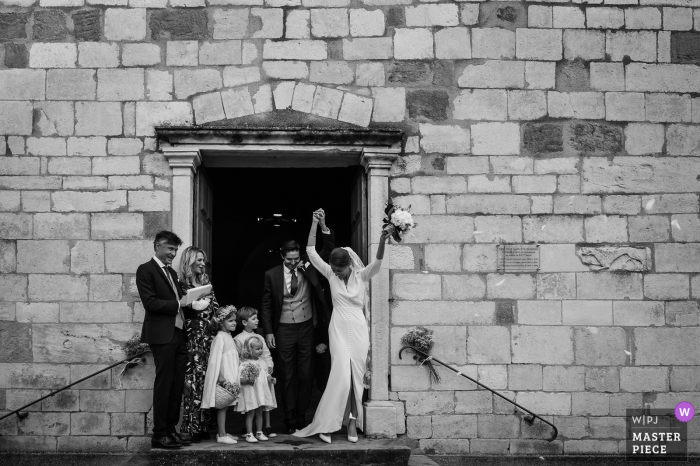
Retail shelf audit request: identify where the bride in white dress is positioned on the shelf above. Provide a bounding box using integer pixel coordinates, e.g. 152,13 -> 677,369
294,212 -> 393,443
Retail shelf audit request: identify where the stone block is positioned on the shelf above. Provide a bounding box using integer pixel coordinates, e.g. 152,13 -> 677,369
105,240 -> 153,273
522,123 -> 563,154
405,4 -> 458,27
33,323 -> 138,363
71,364 -> 111,390
350,9 -> 384,37
80,390 -> 124,412
571,392 -> 610,416
671,32 -> 700,64
310,8 -> 348,38
29,43 -> 76,68
75,102 -> 122,137
419,124 -> 469,154
574,327 -> 628,366
516,392 -> 571,416
626,7 -> 661,29
26,138 -> 66,156
71,412 -> 110,435
0,213 -> 32,240
34,213 -> 89,239
371,87 -> 405,123
135,102 -> 193,137
0,12 -> 28,40
174,69 -> 223,100
480,2 -> 527,31
0,102 -> 32,136
357,63 -> 385,87
644,274 -> 689,300
462,244 -> 498,273
523,216 -> 584,243
517,301 -> 561,326
41,389 -> 78,412
564,30 -> 605,60
52,191 -> 127,212
17,240 -> 70,273
553,6 -> 585,28
610,393 -> 641,416
57,436 -> 126,452
250,8 -> 283,39
454,391 -> 492,415
590,63 -> 625,92
34,102 -> 74,138
605,92 -> 645,122
310,62 -> 353,85
536,273 -> 575,300
104,8 -> 146,41
4,43 -> 29,69
671,214 -> 700,241
664,7 -> 692,30
47,69 -> 96,100
588,417 -> 626,439
28,274 -> 88,302
473,216 -> 521,243
0,321 -> 32,363
165,41 -> 197,67
18,412 -> 69,436
458,60 -> 524,89
453,89 -> 506,121
620,367 -> 668,392
624,123 -> 664,155
432,415 -> 476,439
419,439 -> 470,455
392,273 -> 441,300
477,414 -> 520,439
421,243 -> 460,272
562,300 -> 613,326
585,367 -> 619,393
98,69 -> 144,101
584,215 -> 627,242
70,241 -> 104,274
222,87 -> 255,119
16,303 -> 58,324
606,31 -> 657,62
670,367 -> 700,391
122,44 -> 161,67
508,90 -> 547,121
263,39 -> 326,60
516,28 -> 562,61
543,366 -> 585,392
73,9 -> 101,41
434,27 -> 471,60
587,7 -> 624,29
343,37 -> 393,60
399,392 -> 455,416
666,301 -> 700,326
392,365 -> 430,392
467,326 -> 511,364
67,137 -> 107,157
667,124 -> 700,155
548,92 -> 605,120
111,412 -> 144,436
528,5 -> 552,28
472,122 -> 519,155
0,241 -> 16,274
613,301 -> 665,327
448,195 -> 530,215
646,93 -> 691,122
577,272 -> 642,300
394,28 -> 433,60
629,216 -> 669,242
627,63 -> 700,93
89,274 -> 123,302
508,364 -> 542,390
656,244 -> 700,272
150,9 -> 207,40
512,326 -> 574,364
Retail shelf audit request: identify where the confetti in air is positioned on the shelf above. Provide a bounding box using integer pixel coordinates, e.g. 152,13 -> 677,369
422,271 -> 429,274
541,225 -> 547,230
496,279 -> 506,286
473,231 -> 483,235
624,350 -> 632,356
568,196 -> 574,205
539,457 -> 546,461
645,199 -> 655,211
588,327 -> 598,334
671,219 -> 681,230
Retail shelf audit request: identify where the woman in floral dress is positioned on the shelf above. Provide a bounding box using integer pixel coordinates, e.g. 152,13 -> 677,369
179,246 -> 218,442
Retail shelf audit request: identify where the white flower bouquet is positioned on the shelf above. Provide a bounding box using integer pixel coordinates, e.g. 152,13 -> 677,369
383,203 -> 417,242
240,362 -> 261,385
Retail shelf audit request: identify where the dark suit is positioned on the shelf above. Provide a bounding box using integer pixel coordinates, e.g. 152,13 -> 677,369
136,258 -> 188,439
260,231 -> 334,429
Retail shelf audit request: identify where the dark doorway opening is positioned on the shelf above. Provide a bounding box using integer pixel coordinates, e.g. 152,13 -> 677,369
206,165 -> 360,434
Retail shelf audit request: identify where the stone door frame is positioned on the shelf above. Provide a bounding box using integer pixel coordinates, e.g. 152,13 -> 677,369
157,126 -> 402,438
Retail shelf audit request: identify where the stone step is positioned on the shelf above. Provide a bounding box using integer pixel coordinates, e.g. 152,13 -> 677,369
0,436 -> 412,466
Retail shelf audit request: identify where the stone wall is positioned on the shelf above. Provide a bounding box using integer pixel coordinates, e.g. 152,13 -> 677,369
1,0 -> 700,455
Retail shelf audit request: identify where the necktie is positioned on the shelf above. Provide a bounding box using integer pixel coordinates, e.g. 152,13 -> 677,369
164,266 -> 184,329
290,268 -> 298,296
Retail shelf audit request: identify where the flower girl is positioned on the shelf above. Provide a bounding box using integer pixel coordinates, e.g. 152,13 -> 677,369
201,305 -> 241,445
233,307 -> 276,439
237,336 -> 277,443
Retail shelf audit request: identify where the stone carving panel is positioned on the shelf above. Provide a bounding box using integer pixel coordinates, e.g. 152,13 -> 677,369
576,245 -> 652,271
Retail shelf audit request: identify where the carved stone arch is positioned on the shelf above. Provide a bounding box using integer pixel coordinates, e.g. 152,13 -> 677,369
157,122 -> 403,438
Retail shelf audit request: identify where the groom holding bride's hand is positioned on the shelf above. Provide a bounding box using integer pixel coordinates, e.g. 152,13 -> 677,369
260,209 -> 335,434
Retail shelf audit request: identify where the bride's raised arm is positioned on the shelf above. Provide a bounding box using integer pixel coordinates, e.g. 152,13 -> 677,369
306,212 -> 332,279
360,225 -> 394,281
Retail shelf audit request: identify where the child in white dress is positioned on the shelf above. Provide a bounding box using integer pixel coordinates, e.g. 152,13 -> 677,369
237,336 -> 277,443
201,305 -> 240,445
233,307 -> 276,439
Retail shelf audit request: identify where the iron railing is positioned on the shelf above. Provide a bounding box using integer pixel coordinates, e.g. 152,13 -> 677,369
0,350 -> 151,424
399,346 -> 558,442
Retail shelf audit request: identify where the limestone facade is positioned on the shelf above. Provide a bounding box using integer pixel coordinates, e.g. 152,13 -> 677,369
0,0 -> 699,455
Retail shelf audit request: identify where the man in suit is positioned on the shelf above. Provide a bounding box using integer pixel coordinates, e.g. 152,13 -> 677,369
261,209 -> 334,434
136,230 -> 192,449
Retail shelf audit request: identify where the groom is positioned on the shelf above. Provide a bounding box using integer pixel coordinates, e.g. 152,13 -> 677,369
261,209 -> 334,434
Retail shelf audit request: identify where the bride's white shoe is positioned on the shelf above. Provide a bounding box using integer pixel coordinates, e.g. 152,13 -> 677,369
347,414 -> 358,443
319,433 -> 332,444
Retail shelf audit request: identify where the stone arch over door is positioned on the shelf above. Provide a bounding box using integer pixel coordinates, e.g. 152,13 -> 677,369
157,125 -> 402,438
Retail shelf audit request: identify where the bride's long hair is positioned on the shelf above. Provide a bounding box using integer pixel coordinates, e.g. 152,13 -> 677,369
179,246 -> 210,287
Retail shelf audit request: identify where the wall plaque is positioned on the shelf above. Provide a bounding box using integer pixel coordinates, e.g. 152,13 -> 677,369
497,244 -> 540,272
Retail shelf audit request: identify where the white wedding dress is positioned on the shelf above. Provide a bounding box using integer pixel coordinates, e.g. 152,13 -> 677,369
293,246 -> 382,437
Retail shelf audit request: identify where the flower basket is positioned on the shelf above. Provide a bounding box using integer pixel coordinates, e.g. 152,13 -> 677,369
214,381 -> 241,409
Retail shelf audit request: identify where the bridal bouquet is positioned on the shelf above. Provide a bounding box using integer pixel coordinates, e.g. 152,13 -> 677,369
240,362 -> 261,385
400,326 -> 440,384
383,203 -> 417,242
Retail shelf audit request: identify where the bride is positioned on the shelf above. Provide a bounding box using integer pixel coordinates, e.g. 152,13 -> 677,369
294,211 -> 393,443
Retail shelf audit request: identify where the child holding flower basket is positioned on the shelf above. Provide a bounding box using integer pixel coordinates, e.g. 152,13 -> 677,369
201,305 -> 242,445
237,336 -> 277,443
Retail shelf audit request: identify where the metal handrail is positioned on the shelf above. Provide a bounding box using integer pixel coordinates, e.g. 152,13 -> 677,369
399,346 -> 558,442
0,350 -> 151,424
